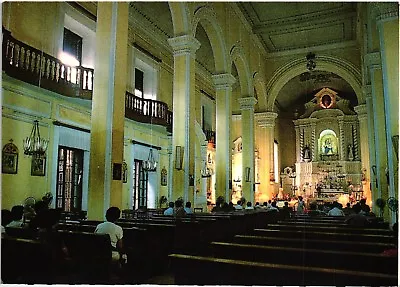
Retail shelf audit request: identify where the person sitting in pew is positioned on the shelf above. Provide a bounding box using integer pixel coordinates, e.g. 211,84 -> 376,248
345,203 -> 370,227
164,202 -> 174,215
234,200 -> 243,210
328,201 -> 345,217
184,202 -> 193,215
174,200 -> 187,217
6,205 -> 25,228
307,202 -> 326,217
245,202 -> 254,210
280,201 -> 292,219
95,207 -> 125,262
1,209 -> 12,237
342,202 -> 354,216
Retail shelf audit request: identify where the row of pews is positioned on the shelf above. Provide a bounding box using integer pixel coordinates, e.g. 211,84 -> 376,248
168,214 -> 398,285
2,209 -> 280,283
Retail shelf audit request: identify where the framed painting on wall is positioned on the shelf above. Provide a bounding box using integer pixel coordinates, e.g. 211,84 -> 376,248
31,155 -> 46,176
2,140 -> 19,174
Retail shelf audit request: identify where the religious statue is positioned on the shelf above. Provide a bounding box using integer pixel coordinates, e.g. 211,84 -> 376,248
324,138 -> 333,155
348,144 -> 354,161
303,145 -> 311,161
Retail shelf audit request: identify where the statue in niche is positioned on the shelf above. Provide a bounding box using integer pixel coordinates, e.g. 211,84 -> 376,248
324,138 -> 333,155
348,144 -> 354,161
303,145 -> 311,161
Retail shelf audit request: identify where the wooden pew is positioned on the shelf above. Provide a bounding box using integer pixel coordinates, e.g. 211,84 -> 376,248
57,230 -> 112,283
210,241 -> 398,275
1,237 -> 52,283
253,228 -> 396,244
267,223 -> 393,235
168,253 -> 397,285
5,226 -> 37,239
230,234 -> 397,254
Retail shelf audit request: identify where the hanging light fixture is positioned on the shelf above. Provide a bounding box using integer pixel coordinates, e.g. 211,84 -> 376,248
143,149 -> 157,172
201,161 -> 212,178
23,120 -> 48,156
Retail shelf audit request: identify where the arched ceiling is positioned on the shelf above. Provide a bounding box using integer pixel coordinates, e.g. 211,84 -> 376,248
130,2 -> 215,74
276,72 -> 356,113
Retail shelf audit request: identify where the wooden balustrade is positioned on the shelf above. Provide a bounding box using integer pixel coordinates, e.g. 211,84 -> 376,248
2,27 -> 94,100
125,91 -> 172,131
2,27 -> 172,131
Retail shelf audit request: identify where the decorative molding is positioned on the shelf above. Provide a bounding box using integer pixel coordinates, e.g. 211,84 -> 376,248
211,73 -> 236,90
364,52 -> 381,69
371,2 -> 399,22
232,114 -> 242,121
362,85 -> 372,98
354,104 -> 367,116
238,97 -> 257,111
168,35 -> 201,57
255,111 -> 277,127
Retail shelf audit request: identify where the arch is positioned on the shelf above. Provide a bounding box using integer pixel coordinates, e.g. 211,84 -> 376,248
266,55 -> 362,111
253,72 -> 268,108
191,5 -> 229,73
169,2 -> 190,35
230,44 -> 252,97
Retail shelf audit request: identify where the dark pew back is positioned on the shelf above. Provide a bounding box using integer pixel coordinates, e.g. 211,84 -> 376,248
168,253 -> 397,286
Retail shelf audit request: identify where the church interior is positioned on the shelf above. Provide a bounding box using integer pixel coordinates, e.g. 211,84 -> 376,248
1,2 -> 399,285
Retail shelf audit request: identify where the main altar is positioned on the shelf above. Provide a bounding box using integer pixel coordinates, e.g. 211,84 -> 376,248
281,88 -> 364,205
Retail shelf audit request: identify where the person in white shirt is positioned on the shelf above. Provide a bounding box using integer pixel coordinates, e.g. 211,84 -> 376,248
95,207 -> 124,261
234,200 -> 243,210
184,202 -> 193,214
245,202 -> 254,210
164,202 -> 174,215
6,205 -> 25,228
328,201 -> 345,216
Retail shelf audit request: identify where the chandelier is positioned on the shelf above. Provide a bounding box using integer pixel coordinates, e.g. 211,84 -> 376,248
23,120 -> 48,156
201,161 -> 212,178
306,52 -> 316,71
143,149 -> 157,172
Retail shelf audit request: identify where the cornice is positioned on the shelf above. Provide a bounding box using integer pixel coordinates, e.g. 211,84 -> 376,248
168,35 -> 201,57
238,97 -> 258,111
354,104 -> 367,116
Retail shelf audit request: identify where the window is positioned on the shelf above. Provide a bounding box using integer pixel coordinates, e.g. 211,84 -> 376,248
135,68 -> 144,98
62,28 -> 82,66
132,160 -> 148,209
274,141 -> 279,184
56,146 -> 84,211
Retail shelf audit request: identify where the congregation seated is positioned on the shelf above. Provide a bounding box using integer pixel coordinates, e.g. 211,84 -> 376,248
254,202 -> 262,209
342,202 -> 354,216
307,202 -> 326,217
174,200 -> 186,217
184,202 -> 193,215
6,205 -> 25,228
1,209 -> 12,237
245,202 -> 254,210
163,202 -> 174,215
327,201 -> 345,217
359,198 -> 371,215
280,201 -> 292,219
95,207 -> 124,262
345,203 -> 371,227
234,200 -> 243,210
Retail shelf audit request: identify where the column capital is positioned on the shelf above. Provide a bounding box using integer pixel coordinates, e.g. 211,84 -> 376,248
255,111 -> 278,128
364,52 -> 381,70
354,104 -> 367,115
212,73 -> 236,90
238,97 -> 257,111
370,2 -> 399,22
362,85 -> 372,99
168,35 -> 200,57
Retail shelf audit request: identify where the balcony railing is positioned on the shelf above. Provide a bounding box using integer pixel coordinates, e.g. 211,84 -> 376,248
125,91 -> 172,132
2,27 -> 173,131
2,27 -> 94,100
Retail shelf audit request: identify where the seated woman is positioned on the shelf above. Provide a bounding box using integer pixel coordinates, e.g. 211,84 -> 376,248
95,207 -> 124,262
7,205 -> 25,228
